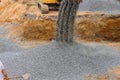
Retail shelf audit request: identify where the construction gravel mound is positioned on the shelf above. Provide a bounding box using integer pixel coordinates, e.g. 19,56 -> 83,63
0,41 -> 120,80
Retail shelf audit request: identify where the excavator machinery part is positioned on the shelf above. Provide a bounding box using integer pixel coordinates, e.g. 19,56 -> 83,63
47,4 -> 60,10
38,0 -> 62,14
38,2 -> 49,14
40,0 -> 58,4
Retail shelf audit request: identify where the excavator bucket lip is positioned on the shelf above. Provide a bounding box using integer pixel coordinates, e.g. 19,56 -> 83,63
40,0 -> 58,4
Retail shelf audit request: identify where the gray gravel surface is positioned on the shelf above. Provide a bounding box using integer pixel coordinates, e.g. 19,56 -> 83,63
0,40 -> 120,80
0,1 -> 120,79
79,0 -> 120,14
0,22 -> 120,80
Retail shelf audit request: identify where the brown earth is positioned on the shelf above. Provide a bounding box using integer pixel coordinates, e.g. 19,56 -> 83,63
2,14 -> 120,51
1,0 -> 33,4
10,14 -> 120,42
23,19 -> 55,41
111,66 -> 120,80
2,14 -> 120,42
0,0 -> 119,42
76,15 -> 120,42
0,0 -> 39,23
0,2 -> 27,23
85,66 -> 120,80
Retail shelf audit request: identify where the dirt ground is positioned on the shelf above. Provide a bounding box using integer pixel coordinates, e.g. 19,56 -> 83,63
0,0 -> 120,50
85,66 -> 120,80
2,14 -> 120,50
1,0 -> 119,42
2,14 -> 120,41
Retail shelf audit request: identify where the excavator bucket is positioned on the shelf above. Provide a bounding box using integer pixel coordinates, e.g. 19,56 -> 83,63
38,0 -> 62,14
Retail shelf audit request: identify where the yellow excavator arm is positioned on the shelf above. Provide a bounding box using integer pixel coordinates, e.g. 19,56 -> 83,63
40,0 -> 58,4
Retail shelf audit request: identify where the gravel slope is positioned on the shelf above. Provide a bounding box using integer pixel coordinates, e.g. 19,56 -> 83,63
0,40 -> 120,80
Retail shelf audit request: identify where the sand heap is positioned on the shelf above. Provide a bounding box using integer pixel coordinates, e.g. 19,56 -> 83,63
3,19 -> 55,42
99,17 -> 120,41
0,1 -> 120,42
4,15 -> 120,42
1,0 -> 33,4
0,2 -> 27,22
76,15 -> 120,42
22,15 -> 120,42
0,0 -> 39,22
23,19 -> 55,41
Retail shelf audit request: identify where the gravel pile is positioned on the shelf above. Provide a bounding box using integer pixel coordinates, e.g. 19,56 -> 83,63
0,41 -> 120,80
